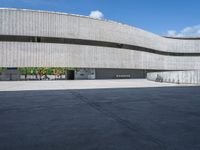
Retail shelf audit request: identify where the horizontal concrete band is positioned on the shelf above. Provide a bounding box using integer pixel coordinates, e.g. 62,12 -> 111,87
0,35 -> 200,56
1,8 -> 200,54
147,70 -> 200,84
1,42 -> 200,70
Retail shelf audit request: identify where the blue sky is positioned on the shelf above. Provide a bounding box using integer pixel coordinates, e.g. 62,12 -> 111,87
0,0 -> 200,37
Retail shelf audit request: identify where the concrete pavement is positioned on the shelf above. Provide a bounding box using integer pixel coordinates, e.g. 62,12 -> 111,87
0,79 -> 193,91
0,80 -> 200,150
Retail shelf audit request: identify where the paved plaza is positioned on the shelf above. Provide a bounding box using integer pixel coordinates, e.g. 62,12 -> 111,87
0,80 -> 200,150
0,79 -> 191,91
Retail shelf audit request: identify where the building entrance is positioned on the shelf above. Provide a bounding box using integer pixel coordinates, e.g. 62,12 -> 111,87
67,70 -> 75,80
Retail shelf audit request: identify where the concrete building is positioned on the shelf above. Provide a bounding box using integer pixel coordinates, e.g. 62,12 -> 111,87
0,8 -> 200,83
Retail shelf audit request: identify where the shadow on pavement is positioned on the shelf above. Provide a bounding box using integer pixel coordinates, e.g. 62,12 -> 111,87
0,86 -> 200,150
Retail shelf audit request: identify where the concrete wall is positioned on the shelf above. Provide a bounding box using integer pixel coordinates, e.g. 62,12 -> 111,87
75,68 -> 95,80
0,70 -> 21,81
0,8 -> 200,72
96,69 -> 146,79
1,8 -> 200,53
147,71 -> 200,84
1,42 -> 200,70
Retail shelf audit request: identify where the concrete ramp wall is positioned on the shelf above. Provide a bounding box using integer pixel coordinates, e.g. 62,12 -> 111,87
147,70 -> 200,84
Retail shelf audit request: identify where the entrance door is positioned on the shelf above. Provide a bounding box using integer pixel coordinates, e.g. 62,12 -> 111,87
67,70 -> 75,80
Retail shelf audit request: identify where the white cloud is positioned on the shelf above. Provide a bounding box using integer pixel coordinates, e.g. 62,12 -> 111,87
167,30 -> 177,36
167,25 -> 200,37
89,10 -> 104,19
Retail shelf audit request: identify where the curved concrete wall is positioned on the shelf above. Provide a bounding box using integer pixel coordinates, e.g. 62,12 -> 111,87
1,8 -> 200,53
147,71 -> 200,84
0,8 -> 200,71
1,42 -> 200,70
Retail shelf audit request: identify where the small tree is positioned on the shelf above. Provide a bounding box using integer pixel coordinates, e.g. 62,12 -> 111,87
37,67 -> 47,80
18,68 -> 28,80
52,68 -> 67,79
0,68 -> 6,74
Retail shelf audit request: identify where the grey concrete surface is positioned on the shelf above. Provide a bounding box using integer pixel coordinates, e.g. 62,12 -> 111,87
1,8 -> 200,71
147,70 -> 200,84
1,8 -> 200,53
0,83 -> 200,150
0,79 -> 189,91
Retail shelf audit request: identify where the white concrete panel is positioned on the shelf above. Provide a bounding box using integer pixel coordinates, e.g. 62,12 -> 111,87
147,71 -> 200,84
0,8 -> 200,53
0,42 -> 200,70
0,8 -> 200,72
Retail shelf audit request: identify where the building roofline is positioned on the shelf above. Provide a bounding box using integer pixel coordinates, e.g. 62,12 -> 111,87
164,36 -> 200,40
1,8 -> 200,40
0,8 -> 135,29
0,8 -> 161,38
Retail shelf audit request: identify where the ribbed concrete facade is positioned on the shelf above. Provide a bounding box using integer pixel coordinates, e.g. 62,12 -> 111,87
147,71 -> 200,84
0,8 -> 200,81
